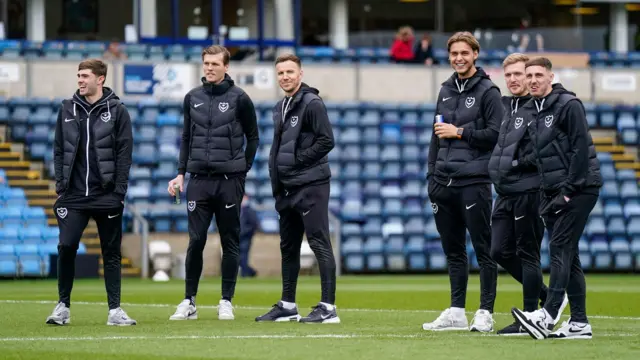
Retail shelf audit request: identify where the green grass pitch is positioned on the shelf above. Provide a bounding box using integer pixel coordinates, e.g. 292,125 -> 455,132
0,274 -> 639,359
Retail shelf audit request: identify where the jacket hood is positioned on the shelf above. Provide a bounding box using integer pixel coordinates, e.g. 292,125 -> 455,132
202,73 -> 235,95
72,86 -> 119,118
277,82 -> 319,115
547,83 -> 576,97
293,82 -> 320,97
502,93 -> 532,115
524,83 -> 576,112
443,67 -> 491,93
73,86 -> 119,106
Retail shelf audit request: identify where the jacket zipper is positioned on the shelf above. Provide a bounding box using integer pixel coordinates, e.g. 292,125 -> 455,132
532,114 -> 545,187
67,121 -> 81,192
73,97 -> 110,196
445,92 -> 460,187
207,94 -> 213,165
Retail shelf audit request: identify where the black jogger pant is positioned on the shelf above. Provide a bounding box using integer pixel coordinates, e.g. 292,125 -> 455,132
490,192 -> 548,312
54,193 -> 124,310
276,182 -> 336,304
185,174 -> 245,301
540,192 -> 598,324
429,181 -> 498,312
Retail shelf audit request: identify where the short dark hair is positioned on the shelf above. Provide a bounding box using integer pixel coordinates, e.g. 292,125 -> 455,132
525,57 -> 553,70
78,59 -> 107,80
201,45 -> 230,65
275,53 -> 302,67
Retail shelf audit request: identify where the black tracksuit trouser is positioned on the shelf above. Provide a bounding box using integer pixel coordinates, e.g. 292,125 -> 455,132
490,192 -> 548,312
540,192 -> 598,324
54,192 -> 124,310
276,182 -> 336,304
429,181 -> 498,312
184,174 -> 245,301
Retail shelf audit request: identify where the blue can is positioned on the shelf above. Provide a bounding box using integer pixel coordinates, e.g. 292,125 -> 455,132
435,114 -> 444,123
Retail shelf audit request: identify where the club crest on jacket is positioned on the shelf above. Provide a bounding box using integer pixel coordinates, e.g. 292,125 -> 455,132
465,97 -> 475,108
514,117 -> 523,129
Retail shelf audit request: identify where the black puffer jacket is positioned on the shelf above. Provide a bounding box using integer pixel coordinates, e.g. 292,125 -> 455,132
54,87 -> 133,198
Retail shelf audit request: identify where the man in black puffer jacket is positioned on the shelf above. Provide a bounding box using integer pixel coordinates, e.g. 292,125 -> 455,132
488,53 -> 566,336
47,59 -> 135,327
167,45 -> 259,321
511,57 -> 602,341
255,54 -> 338,324
423,32 -> 503,333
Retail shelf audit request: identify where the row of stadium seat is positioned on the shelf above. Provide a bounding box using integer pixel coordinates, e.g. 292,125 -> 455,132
0,242 -> 87,277
2,40 -> 640,67
5,96 -> 640,117
0,227 -> 60,243
343,251 -> 640,272
3,100 -> 640,148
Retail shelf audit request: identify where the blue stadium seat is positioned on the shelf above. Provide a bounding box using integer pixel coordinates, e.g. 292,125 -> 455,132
22,207 -> 46,226
0,254 -> 17,276
1,207 -> 24,227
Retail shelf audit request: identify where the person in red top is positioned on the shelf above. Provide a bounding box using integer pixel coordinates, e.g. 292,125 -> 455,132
390,26 -> 415,63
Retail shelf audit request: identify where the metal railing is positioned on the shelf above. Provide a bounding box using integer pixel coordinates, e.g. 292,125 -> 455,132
126,203 -> 150,279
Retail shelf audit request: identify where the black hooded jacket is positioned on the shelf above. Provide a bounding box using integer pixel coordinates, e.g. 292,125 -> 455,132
54,87 -> 133,199
521,84 -> 602,197
427,68 -> 504,187
269,83 -> 335,196
488,94 -> 541,196
177,74 -> 259,177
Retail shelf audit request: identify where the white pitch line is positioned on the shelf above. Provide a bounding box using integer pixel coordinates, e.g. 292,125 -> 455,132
0,333 -> 636,342
1,300 -> 639,321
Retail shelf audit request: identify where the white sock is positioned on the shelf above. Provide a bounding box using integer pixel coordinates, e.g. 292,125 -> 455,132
280,301 -> 296,310
320,302 -> 335,311
570,321 -> 588,327
450,307 -> 465,316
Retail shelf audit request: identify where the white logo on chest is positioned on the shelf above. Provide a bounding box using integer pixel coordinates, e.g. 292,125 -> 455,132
290,116 -> 299,127
514,117 -> 523,129
100,112 -> 111,122
218,102 -> 229,112
544,115 -> 554,127
465,97 -> 475,108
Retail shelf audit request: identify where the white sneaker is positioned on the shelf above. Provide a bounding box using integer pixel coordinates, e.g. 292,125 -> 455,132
511,308 -> 551,340
218,299 -> 234,320
548,319 -> 593,339
422,308 -> 468,331
469,309 -> 494,332
169,299 -> 197,320
553,294 -> 569,325
107,307 -> 137,326
45,302 -> 70,325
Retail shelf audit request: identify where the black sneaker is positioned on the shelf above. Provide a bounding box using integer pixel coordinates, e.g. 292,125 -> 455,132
255,302 -> 301,322
497,321 -> 528,336
299,303 -> 341,324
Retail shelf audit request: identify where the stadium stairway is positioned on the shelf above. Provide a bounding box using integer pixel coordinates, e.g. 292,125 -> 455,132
593,132 -> 640,186
0,125 -> 140,277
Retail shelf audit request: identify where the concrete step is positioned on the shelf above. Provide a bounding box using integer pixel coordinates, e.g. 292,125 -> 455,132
0,152 -> 22,161
0,161 -> 31,170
